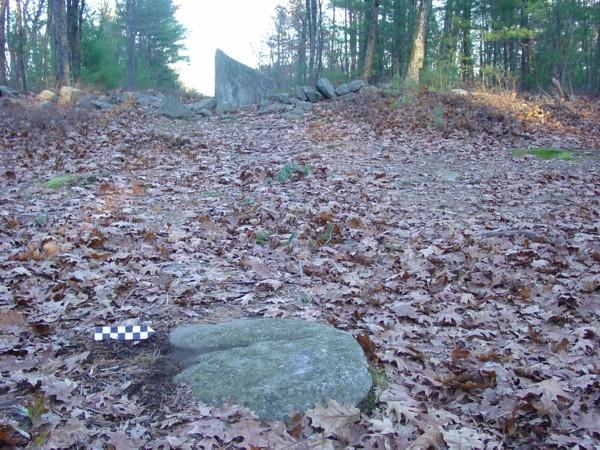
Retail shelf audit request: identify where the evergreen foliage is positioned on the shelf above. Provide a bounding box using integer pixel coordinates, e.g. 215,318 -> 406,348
1,0 -> 187,91
259,0 -> 600,94
0,0 -> 597,94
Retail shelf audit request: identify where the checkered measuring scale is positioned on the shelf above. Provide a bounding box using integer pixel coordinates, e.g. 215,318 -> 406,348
94,325 -> 155,341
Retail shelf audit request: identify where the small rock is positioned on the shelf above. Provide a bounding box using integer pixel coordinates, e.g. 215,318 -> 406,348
339,92 -> 357,101
294,101 -> 313,112
189,98 -> 216,112
91,100 -> 113,110
270,93 -> 292,104
197,108 -> 214,117
75,95 -> 95,109
258,102 -> 291,114
38,90 -> 59,103
170,319 -> 372,420
452,89 -> 469,96
347,79 -> 365,92
158,94 -> 192,119
360,85 -> 379,96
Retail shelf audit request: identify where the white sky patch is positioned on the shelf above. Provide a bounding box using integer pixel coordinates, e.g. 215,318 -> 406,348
174,0 -> 283,95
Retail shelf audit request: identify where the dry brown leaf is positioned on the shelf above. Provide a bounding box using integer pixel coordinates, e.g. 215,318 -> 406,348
306,399 -> 360,440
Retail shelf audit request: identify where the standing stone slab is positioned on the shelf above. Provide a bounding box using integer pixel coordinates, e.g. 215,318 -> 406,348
170,319 -> 372,420
215,49 -> 275,113
316,77 -> 337,99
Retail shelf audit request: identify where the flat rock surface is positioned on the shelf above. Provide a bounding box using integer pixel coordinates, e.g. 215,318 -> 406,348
170,319 -> 372,420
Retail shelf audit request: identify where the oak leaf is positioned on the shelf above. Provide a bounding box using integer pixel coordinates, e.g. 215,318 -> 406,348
306,399 -> 360,439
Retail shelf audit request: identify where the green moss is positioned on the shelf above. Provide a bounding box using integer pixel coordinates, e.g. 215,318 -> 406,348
358,367 -> 389,413
44,176 -> 76,188
44,172 -> 110,188
255,231 -> 269,244
276,162 -> 310,183
509,148 -> 575,161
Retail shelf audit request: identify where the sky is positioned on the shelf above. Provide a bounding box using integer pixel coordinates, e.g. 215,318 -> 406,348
174,0 -> 284,96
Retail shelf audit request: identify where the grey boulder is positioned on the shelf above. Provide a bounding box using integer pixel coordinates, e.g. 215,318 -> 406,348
348,79 -> 365,92
170,318 -> 372,420
158,94 -> 192,119
316,77 -> 337,99
189,98 -> 216,113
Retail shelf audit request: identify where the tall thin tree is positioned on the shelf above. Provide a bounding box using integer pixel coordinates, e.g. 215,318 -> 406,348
126,0 -> 135,89
14,0 -> 26,90
67,0 -> 85,84
405,0 -> 432,85
362,0 -> 378,83
49,0 -> 70,86
0,0 -> 8,85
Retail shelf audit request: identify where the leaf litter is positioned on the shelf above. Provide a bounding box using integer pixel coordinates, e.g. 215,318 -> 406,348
0,92 -> 599,448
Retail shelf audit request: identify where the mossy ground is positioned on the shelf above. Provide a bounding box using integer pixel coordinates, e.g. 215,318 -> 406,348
509,148 -> 575,160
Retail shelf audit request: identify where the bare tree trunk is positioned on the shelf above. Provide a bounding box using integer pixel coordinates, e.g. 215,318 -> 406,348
15,0 -> 26,91
306,0 -> 317,84
343,0 -> 349,76
440,0 -> 453,65
329,2 -> 336,70
362,0 -> 378,83
405,0 -> 431,85
126,0 -> 135,89
391,0 -> 406,80
461,0 -> 472,82
66,0 -> 84,84
349,2 -> 357,75
49,0 -> 70,87
596,19 -> 600,94
316,0 -> 324,79
0,0 -> 8,85
297,7 -> 307,83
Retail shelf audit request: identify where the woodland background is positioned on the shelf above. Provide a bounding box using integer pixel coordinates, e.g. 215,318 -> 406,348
0,0 -> 598,95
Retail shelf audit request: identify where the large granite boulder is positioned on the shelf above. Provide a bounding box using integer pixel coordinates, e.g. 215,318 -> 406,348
59,86 -> 85,105
38,90 -> 59,103
215,49 -> 275,113
302,86 -> 323,103
0,85 -> 17,97
316,77 -> 337,99
347,79 -> 365,92
170,319 -> 372,420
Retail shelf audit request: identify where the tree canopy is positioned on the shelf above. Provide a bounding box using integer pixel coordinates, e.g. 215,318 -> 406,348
0,0 -> 597,94
259,0 -> 599,94
0,0 -> 187,91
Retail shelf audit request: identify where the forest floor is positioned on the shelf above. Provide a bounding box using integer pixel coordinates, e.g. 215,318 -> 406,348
0,89 -> 599,449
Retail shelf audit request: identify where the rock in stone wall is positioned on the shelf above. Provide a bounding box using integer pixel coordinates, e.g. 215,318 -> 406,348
215,49 -> 275,113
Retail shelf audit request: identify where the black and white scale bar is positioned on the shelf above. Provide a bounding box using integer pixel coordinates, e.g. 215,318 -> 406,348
94,325 -> 155,341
